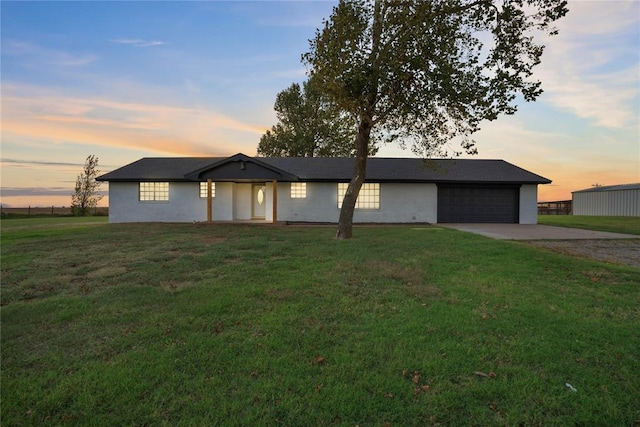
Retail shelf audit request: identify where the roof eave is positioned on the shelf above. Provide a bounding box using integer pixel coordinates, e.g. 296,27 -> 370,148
184,153 -> 300,181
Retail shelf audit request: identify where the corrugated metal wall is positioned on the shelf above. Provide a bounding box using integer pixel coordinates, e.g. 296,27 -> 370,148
573,189 -> 640,216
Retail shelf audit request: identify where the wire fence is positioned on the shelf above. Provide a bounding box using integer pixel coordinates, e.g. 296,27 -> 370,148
537,200 -> 572,215
3,203 -> 571,217
0,206 -> 109,217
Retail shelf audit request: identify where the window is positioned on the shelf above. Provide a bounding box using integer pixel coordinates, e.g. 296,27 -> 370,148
139,182 -> 169,201
290,182 -> 307,198
199,182 -> 216,198
337,183 -> 380,209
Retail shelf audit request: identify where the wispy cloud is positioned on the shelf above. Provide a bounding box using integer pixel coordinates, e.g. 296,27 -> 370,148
2,40 -> 97,67
2,83 -> 267,157
183,78 -> 201,94
472,115 -> 639,201
534,1 -> 640,129
560,1 -> 639,36
110,38 -> 165,47
540,68 -> 638,129
0,159 -> 119,171
273,67 -> 308,80
0,159 -> 85,168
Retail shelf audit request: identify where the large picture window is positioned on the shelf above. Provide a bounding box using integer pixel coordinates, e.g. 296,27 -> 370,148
139,182 -> 169,201
337,183 -> 380,209
199,182 -> 216,198
290,182 -> 307,198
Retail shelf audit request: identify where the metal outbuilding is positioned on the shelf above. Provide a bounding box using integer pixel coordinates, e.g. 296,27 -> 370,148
572,183 -> 640,216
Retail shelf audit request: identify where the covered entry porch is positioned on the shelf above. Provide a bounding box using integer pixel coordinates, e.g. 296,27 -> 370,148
186,154 -> 297,224
201,180 -> 280,223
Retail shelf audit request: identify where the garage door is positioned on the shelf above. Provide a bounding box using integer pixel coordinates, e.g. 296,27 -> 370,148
437,185 -> 519,223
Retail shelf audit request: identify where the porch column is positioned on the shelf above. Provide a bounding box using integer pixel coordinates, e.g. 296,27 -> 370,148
207,179 -> 213,223
272,180 -> 278,224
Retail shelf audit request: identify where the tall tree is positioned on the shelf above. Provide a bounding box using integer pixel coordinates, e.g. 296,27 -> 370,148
258,76 -> 376,157
303,0 -> 568,239
71,155 -> 103,216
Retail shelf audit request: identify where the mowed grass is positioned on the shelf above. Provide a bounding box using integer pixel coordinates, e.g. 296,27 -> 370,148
538,215 -> 640,235
1,218 -> 638,426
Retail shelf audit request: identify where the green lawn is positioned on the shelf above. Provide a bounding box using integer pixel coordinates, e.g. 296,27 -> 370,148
538,215 -> 640,235
1,219 -> 638,425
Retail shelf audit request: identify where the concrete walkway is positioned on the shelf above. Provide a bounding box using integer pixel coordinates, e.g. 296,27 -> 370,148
437,224 -> 640,240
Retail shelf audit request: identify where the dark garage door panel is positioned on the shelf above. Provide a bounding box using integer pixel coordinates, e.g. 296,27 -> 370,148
438,186 -> 519,223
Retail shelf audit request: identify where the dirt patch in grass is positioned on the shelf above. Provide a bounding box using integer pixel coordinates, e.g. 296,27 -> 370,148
356,260 -> 444,303
87,266 -> 128,278
364,260 -> 423,285
405,283 -> 443,306
162,281 -> 198,293
202,237 -> 228,245
525,239 -> 640,268
265,288 -> 296,300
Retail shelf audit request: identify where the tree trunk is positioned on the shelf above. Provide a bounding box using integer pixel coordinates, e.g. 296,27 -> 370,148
335,0 -> 382,239
336,118 -> 372,239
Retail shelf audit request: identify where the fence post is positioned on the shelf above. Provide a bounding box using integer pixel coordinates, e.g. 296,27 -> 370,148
28,205 -> 31,216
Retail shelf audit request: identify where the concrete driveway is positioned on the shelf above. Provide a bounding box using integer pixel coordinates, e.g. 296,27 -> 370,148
437,223 -> 639,240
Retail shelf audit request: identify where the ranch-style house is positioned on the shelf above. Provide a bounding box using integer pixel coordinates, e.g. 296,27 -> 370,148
96,153 -> 551,224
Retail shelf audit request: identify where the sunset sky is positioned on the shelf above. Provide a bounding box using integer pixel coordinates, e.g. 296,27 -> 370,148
1,0 -> 638,208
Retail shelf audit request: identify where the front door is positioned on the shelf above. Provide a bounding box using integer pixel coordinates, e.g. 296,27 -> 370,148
252,184 -> 266,220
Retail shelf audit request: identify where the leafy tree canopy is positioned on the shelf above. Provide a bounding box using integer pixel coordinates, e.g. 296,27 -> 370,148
258,76 -> 377,157
303,0 -> 568,238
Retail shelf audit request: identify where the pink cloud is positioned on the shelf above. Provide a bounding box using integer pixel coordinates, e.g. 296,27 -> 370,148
2,84 -> 267,157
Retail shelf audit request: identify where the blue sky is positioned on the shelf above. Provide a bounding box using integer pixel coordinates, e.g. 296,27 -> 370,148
1,0 -> 638,207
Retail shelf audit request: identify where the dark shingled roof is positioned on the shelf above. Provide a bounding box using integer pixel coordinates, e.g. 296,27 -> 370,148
97,157 -> 218,181
97,154 -> 551,185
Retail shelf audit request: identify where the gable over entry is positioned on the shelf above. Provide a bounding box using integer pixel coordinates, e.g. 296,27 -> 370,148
184,153 -> 299,182
97,153 -> 551,224
183,154 -> 296,223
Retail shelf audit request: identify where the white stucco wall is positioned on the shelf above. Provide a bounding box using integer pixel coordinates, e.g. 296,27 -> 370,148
274,182 -> 337,223
233,183 -> 252,220
196,182 -> 253,221
275,182 -> 437,223
108,182 -> 205,223
265,182 -> 276,222
355,183 -> 438,223
519,184 -> 539,224
211,182 -> 233,221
